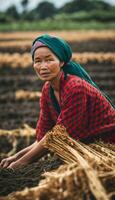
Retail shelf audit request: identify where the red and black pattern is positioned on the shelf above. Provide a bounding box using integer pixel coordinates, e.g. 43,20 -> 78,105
36,73 -> 115,143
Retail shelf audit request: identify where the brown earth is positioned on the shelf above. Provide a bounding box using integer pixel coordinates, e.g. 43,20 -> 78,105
0,153 -> 63,197
0,126 -> 63,197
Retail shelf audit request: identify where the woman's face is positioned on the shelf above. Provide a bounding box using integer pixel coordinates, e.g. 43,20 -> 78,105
33,47 -> 63,81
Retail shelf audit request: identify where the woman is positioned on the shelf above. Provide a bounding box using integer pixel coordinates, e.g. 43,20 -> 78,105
0,34 -> 115,169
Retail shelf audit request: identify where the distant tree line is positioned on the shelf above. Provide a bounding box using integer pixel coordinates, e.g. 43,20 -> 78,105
0,0 -> 115,22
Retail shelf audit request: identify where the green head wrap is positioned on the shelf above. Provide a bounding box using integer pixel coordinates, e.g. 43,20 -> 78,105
31,34 -> 72,63
31,34 -> 114,108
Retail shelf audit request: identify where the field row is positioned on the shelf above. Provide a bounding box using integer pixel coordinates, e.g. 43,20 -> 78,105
0,30 -> 115,41
0,53 -> 115,68
0,39 -> 115,53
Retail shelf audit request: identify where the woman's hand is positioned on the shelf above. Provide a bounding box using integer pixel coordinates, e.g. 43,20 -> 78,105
0,141 -> 37,169
0,155 -> 17,168
0,137 -> 47,169
8,160 -> 27,169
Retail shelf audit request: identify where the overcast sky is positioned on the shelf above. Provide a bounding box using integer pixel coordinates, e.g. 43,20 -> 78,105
0,0 -> 115,11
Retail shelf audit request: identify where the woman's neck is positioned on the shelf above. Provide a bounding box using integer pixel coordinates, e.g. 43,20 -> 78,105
50,71 -> 62,92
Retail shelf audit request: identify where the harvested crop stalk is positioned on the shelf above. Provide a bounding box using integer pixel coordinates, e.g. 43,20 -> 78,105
90,143 -> 115,157
44,125 -> 115,200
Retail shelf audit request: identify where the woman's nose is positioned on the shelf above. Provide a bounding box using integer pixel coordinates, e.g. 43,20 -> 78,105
40,60 -> 48,69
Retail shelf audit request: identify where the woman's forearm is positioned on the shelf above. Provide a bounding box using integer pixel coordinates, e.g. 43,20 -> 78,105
0,141 -> 38,168
14,136 -> 47,165
14,141 -> 37,159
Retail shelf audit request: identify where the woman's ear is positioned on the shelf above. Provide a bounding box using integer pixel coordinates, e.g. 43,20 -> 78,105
60,61 -> 64,68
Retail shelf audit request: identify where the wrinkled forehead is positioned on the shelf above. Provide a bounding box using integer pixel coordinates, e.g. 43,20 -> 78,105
33,46 -> 60,62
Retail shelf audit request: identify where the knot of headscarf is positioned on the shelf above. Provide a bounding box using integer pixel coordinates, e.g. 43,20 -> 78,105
31,34 -> 114,109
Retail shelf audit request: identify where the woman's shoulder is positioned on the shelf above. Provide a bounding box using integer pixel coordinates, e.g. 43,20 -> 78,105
63,74 -> 84,92
64,74 -> 98,93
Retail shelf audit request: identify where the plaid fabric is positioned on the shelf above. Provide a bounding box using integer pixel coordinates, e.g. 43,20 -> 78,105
36,73 -> 115,143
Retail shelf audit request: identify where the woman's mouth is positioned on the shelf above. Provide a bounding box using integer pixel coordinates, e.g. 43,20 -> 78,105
40,72 -> 51,77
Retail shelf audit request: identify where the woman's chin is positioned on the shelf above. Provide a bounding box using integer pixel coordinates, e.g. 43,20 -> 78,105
36,73 -> 51,80
40,75 -> 52,81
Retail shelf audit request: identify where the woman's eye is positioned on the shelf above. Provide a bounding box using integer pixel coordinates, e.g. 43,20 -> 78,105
47,59 -> 53,62
34,59 -> 54,64
35,60 -> 41,64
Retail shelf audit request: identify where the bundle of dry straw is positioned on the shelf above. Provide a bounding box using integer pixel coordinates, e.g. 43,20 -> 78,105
43,125 -> 115,200
0,125 -> 115,200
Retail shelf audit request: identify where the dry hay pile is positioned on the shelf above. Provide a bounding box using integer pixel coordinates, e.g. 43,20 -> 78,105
0,30 -> 115,41
15,90 -> 41,100
0,125 -> 114,200
0,124 -> 36,159
0,53 -> 115,69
